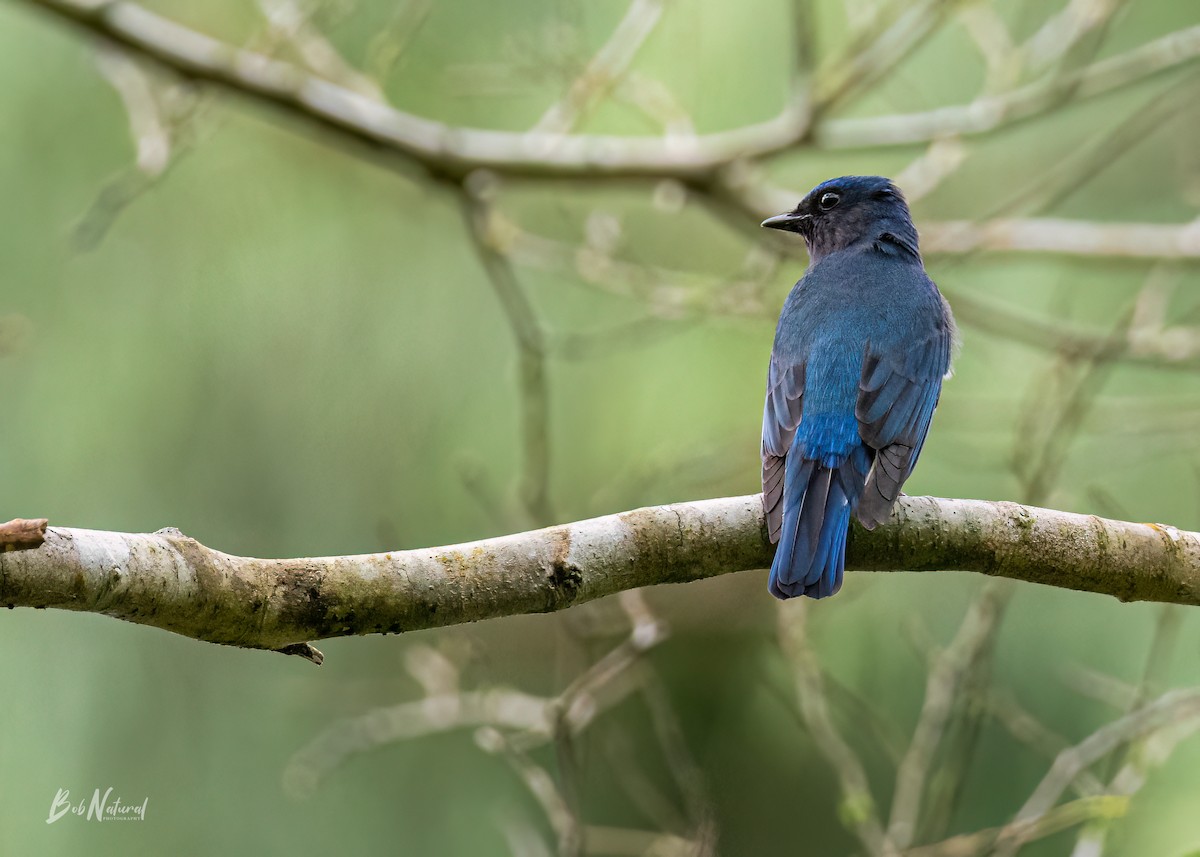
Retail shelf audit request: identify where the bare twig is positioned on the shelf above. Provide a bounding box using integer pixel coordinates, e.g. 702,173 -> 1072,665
886,584 -> 1010,850
956,2 -> 1017,92
288,588 -> 693,855
778,600 -> 887,856
611,73 -> 695,135
75,48 -> 205,249
460,176 -> 555,526
94,48 -> 171,175
941,286 -> 1200,371
1021,0 -> 1125,78
894,138 -> 969,202
283,687 -> 555,797
817,24 -> 1200,147
256,0 -> 383,98
1062,665 -> 1140,711
582,825 -> 697,856
814,0 -> 961,114
923,217 -> 1200,260
477,726 -> 582,856
502,818 -> 555,857
363,0 -> 431,82
1067,603 -> 1185,856
1013,311 -> 1133,507
533,0 -> 668,135
984,689 -> 1106,797
907,795 -> 1129,857
994,689 -> 1200,857
899,581 -> 1013,844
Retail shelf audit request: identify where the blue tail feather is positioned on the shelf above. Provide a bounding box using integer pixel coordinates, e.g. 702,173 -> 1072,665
769,438 -> 870,601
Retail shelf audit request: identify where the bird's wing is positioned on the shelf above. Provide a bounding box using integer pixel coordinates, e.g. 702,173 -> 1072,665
854,326 -> 952,528
762,355 -> 805,543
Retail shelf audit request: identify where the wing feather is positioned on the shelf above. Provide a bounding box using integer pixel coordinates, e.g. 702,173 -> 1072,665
762,358 -> 805,542
855,325 -> 952,529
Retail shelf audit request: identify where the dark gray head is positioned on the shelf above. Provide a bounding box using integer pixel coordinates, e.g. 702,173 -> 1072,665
760,175 -> 919,263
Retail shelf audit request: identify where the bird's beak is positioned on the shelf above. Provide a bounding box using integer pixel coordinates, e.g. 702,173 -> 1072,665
760,212 -> 810,232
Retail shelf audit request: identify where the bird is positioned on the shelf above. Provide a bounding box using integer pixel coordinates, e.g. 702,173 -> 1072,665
759,175 -> 956,599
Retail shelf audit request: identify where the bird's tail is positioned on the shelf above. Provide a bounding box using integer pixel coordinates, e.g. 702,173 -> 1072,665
769,449 -> 868,600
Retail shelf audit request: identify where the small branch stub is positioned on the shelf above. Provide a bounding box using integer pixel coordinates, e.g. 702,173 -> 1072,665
277,643 -> 326,665
0,518 -> 48,551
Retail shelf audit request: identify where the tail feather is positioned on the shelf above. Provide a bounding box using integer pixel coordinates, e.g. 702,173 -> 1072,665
819,508 -> 849,598
769,445 -> 870,600
797,468 -> 832,585
770,464 -> 851,600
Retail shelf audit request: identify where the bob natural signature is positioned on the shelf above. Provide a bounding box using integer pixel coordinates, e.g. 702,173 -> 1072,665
46,787 -> 148,824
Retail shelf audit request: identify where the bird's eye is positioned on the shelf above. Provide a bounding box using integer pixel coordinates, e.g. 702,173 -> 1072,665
819,192 -> 840,210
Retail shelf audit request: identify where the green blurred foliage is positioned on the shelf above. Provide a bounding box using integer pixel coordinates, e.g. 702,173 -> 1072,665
1,0 -> 1199,855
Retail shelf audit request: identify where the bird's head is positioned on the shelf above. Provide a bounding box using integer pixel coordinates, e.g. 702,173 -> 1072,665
760,175 -> 917,262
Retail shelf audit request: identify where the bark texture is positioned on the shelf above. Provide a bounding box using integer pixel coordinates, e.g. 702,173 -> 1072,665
1,496 -> 1197,661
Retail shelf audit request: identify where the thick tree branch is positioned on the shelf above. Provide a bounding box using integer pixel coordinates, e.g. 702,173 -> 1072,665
2,496 -> 1198,661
